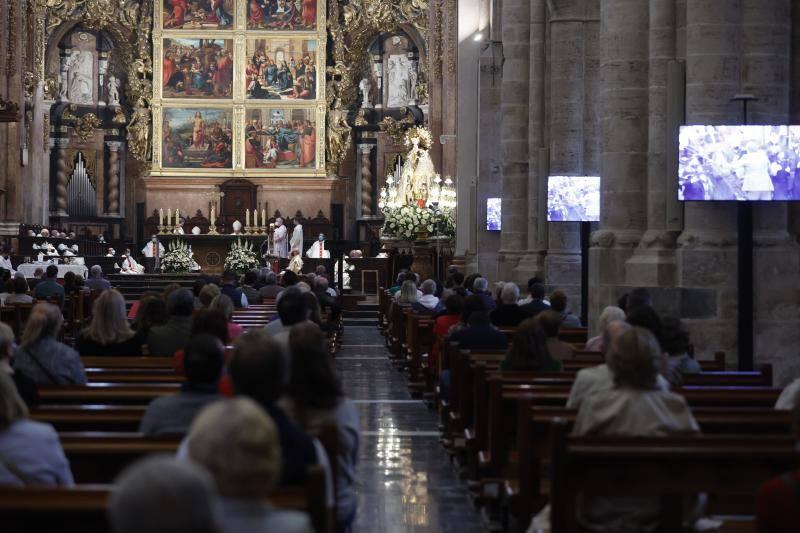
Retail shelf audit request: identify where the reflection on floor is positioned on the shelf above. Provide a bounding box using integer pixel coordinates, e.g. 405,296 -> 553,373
337,327 -> 487,533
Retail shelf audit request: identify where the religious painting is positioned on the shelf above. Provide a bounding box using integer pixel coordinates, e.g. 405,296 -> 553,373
245,39 -> 317,100
244,108 -> 317,169
162,39 -> 234,99
246,0 -> 317,30
162,107 -> 233,169
162,0 -> 234,30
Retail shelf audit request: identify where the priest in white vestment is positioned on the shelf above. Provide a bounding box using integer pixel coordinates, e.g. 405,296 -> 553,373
289,218 -> 303,256
273,218 -> 288,258
120,249 -> 145,275
287,248 -> 303,274
306,234 -> 330,258
0,248 -> 15,275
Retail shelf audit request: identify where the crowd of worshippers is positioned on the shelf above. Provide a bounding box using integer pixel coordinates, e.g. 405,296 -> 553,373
0,263 -> 356,531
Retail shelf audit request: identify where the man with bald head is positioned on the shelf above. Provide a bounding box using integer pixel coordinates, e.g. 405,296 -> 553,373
566,320 -> 670,408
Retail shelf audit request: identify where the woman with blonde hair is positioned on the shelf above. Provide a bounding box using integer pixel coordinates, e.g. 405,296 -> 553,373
75,289 -> 144,356
210,293 -> 243,341
584,305 -> 626,352
13,303 -> 86,385
187,398 -> 313,533
0,372 -> 74,485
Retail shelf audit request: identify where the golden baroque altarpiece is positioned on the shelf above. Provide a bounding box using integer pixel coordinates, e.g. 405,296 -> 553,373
27,0 -> 432,177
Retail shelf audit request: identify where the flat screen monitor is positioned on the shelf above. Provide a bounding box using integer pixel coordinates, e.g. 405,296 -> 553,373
486,198 -> 501,231
679,125 -> 800,201
547,176 -> 601,222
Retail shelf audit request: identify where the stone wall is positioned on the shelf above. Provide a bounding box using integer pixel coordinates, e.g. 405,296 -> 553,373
466,0 -> 800,381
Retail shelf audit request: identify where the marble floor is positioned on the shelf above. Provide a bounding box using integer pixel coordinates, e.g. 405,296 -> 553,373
337,326 -> 487,533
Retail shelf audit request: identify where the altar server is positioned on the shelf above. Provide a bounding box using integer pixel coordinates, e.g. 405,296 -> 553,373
289,217 -> 304,256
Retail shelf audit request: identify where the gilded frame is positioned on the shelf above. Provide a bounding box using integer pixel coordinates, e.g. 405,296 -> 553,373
151,0 -> 326,177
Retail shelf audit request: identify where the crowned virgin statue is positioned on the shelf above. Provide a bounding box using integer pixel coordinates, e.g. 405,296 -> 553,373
400,126 -> 436,207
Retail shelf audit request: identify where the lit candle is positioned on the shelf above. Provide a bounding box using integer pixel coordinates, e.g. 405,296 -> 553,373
167,208 -> 172,227
253,209 -> 258,227
245,208 -> 250,227
210,206 -> 216,226
159,208 -> 163,226
261,208 -> 266,227
175,208 -> 179,226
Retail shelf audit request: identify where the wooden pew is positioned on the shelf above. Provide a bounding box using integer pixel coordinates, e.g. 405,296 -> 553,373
39,384 -> 179,404
32,405 -> 147,432
0,465 -> 332,533
548,421 -> 798,533
514,401 -> 793,524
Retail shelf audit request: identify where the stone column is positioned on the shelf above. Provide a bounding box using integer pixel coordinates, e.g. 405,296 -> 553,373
790,0 -> 800,240
358,144 -> 374,217
512,0 -> 547,281
544,1 -> 587,314
588,0 -> 650,318
741,0 -> 799,383
676,0 -> 741,360
106,141 -> 122,215
497,0 -> 530,281
52,137 -> 70,216
625,0 -> 681,286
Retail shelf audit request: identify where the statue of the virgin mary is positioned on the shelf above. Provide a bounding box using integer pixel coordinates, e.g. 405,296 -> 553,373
399,126 -> 436,207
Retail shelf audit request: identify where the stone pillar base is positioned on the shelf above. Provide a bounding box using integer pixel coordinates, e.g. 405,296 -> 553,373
512,250 -> 547,283
624,230 -> 680,286
497,250 -> 527,283
545,251 -> 582,314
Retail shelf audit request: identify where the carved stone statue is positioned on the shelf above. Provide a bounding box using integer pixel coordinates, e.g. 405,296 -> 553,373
67,50 -> 94,105
408,64 -> 418,104
127,98 -> 150,161
359,78 -> 372,109
107,75 -> 120,106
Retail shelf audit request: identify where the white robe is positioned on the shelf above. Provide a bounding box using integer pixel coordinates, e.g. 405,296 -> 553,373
120,255 -> 145,275
274,225 -> 288,258
0,256 -> 15,275
306,240 -> 330,258
141,242 -> 165,258
289,224 -> 303,254
287,254 -> 303,274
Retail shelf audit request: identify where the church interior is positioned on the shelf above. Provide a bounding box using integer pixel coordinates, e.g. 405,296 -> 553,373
1,0 -> 800,531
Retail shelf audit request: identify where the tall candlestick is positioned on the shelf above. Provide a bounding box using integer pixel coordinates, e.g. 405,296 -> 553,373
159,208 -> 163,226
262,208 -> 266,228
210,206 -> 216,226
253,209 -> 258,227
167,208 -> 172,227
175,208 -> 179,226
246,208 -> 250,227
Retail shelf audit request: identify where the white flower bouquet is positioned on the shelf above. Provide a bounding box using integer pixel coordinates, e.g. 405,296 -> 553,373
224,238 -> 259,274
381,205 -> 455,241
161,238 -> 195,273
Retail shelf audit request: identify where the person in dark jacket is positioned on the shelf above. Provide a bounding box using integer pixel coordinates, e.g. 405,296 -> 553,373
490,282 -> 529,327
220,270 -> 247,308
146,289 -> 194,357
519,282 -> 549,317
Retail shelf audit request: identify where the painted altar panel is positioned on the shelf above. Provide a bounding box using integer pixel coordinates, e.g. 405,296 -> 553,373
245,38 -> 318,101
152,0 -> 326,177
162,38 -> 234,99
162,0 -> 235,30
162,107 -> 233,169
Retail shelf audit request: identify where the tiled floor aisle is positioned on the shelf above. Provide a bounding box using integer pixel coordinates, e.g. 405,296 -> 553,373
337,326 -> 487,533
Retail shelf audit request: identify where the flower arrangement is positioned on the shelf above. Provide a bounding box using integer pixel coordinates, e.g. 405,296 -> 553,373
381,204 -> 455,241
224,238 -> 259,274
161,238 -> 195,273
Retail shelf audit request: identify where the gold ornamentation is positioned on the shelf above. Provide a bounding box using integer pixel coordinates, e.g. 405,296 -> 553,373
43,78 -> 59,100
127,98 -> 150,162
112,107 -> 127,124
24,72 -> 36,100
326,99 -> 352,167
416,81 -> 429,105
62,104 -> 78,122
0,98 -> 19,113
7,0 -> 17,78
43,114 -> 50,148
73,112 -> 102,142
378,117 -> 405,144
354,108 -> 368,126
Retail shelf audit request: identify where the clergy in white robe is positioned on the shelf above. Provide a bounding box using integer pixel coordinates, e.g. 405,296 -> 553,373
120,249 -> 145,275
287,249 -> 304,274
0,250 -> 15,275
273,218 -> 289,258
289,219 -> 303,256
142,237 -> 165,273
306,234 -> 330,258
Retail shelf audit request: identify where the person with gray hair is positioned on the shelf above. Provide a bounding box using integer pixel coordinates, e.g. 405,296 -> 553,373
490,282 -> 528,327
472,277 -> 496,311
84,265 -> 111,293
571,327 -> 699,531
259,270 -> 284,301
584,305 -> 626,352
146,288 -> 195,357
109,455 -> 221,533
412,279 -> 443,314
186,398 -> 314,533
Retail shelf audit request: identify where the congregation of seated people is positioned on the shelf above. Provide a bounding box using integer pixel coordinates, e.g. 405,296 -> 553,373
0,262 -> 357,532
